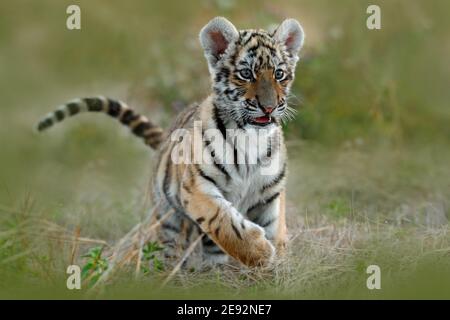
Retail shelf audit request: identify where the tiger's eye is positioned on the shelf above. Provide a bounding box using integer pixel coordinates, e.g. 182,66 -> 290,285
275,69 -> 285,80
239,69 -> 252,80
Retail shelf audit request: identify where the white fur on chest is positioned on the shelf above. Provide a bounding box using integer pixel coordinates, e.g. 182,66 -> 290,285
222,125 -> 284,213
226,169 -> 278,215
200,121 -> 285,214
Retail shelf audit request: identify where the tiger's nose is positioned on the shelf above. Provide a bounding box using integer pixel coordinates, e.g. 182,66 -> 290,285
262,106 -> 274,114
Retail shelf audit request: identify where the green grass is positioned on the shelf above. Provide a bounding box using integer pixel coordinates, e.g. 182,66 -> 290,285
0,0 -> 449,299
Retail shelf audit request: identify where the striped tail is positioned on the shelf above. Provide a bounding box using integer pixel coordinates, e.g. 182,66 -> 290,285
36,97 -> 164,149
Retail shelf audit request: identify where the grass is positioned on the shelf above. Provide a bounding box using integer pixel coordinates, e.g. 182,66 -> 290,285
0,0 -> 449,299
1,142 -> 448,299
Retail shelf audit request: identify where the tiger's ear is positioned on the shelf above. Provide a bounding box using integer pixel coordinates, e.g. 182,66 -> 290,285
273,19 -> 304,59
199,17 -> 239,70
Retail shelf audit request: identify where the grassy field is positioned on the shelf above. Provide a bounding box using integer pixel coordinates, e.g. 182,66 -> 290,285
0,1 -> 449,299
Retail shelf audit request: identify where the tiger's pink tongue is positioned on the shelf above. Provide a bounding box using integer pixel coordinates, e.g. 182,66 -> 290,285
253,116 -> 271,123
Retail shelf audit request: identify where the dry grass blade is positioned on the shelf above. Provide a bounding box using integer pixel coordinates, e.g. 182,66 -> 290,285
0,248 -> 35,265
89,204 -> 174,291
160,233 -> 204,288
26,230 -> 110,247
70,226 -> 81,265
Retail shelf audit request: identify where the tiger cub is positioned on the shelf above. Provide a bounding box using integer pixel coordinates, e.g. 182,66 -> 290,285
36,17 -> 304,267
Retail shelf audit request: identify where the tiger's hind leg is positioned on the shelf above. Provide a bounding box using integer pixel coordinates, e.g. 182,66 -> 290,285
151,202 -> 229,269
154,208 -> 203,269
247,190 -> 287,257
201,235 -> 229,267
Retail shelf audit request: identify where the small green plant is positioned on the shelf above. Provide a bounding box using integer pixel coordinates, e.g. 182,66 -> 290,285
141,241 -> 164,274
81,246 -> 108,287
326,198 -> 350,218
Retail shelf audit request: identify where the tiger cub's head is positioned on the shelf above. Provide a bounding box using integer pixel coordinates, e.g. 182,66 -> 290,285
200,17 -> 304,128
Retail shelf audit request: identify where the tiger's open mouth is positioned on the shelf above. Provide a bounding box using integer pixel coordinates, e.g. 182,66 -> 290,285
249,115 -> 273,126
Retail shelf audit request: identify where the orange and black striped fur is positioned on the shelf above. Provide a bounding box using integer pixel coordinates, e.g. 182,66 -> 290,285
36,17 -> 304,268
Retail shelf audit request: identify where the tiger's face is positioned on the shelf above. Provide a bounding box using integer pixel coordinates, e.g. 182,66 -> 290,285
200,17 -> 304,128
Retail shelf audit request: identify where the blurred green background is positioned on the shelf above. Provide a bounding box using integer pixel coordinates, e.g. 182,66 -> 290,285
1,0 -> 449,202
0,0 -> 449,299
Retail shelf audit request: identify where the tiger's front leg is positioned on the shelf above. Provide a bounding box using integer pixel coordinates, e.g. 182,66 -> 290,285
180,168 -> 275,267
